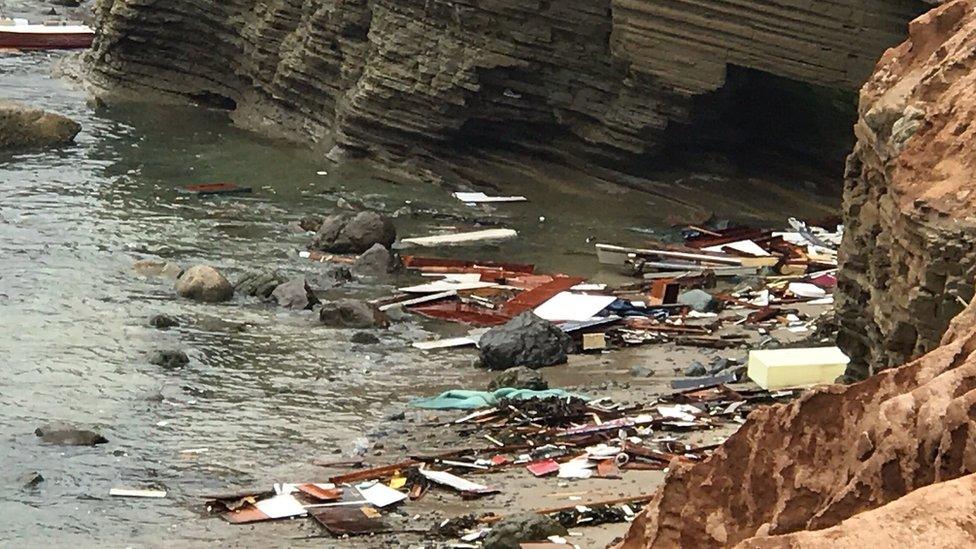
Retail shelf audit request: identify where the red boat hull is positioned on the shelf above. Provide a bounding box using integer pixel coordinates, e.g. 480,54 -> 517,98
0,30 -> 93,50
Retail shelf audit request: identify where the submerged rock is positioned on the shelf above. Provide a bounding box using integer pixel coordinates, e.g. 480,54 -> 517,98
309,212 -> 396,254
482,513 -> 567,549
34,423 -> 108,446
307,264 -> 354,288
18,471 -> 44,489
677,289 -> 717,313
298,215 -> 322,232
133,259 -> 182,279
479,312 -> 572,371
319,299 -> 389,328
175,265 -> 234,302
487,366 -> 548,391
351,331 -> 381,345
0,101 -> 81,149
271,278 -> 319,310
352,243 -> 399,276
148,314 -> 179,329
235,270 -> 286,299
148,349 -> 189,368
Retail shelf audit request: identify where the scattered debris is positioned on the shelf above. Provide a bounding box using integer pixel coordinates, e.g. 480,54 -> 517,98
401,228 -> 518,247
110,488 -> 167,498
747,346 -> 850,389
180,183 -> 252,196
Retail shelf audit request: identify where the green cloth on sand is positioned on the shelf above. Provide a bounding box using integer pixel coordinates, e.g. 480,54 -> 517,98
409,388 -> 586,410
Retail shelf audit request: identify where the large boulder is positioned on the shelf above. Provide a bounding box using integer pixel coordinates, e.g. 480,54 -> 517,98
175,265 -> 234,302
487,366 -> 549,391
235,270 -> 287,299
0,101 -> 81,149
319,299 -> 389,328
34,422 -> 108,446
352,243 -> 399,276
479,312 -> 572,371
482,513 -> 568,549
271,278 -> 319,310
309,212 -> 396,254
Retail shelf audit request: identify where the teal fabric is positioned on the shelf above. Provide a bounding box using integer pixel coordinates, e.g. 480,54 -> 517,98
409,388 -> 586,410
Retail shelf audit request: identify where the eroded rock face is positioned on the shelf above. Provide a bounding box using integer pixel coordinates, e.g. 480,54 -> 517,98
85,0 -> 924,177
734,472 -> 976,548
837,0 -> 976,378
618,284 -> 976,547
0,101 -> 81,149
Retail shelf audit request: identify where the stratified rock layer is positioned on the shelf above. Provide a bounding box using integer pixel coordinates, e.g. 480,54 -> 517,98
837,0 -> 976,378
86,0 -> 925,173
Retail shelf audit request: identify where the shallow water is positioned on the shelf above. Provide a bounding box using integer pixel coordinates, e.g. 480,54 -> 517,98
0,51 -> 839,544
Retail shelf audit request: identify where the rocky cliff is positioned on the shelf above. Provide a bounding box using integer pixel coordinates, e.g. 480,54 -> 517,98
617,3 -> 976,547
85,0 -> 926,179
837,0 -> 976,378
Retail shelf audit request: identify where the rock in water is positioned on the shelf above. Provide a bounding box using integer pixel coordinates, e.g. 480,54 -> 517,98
0,101 -> 80,149
319,299 -> 389,328
352,243 -> 399,276
310,212 -> 396,254
175,265 -> 234,302
479,312 -> 572,371
235,270 -> 287,299
18,471 -> 44,489
482,513 -> 568,549
133,259 -> 182,279
148,314 -> 179,329
148,349 -> 189,368
487,366 -> 549,391
350,331 -> 381,344
677,289 -> 718,313
271,278 -> 319,310
34,423 -> 108,446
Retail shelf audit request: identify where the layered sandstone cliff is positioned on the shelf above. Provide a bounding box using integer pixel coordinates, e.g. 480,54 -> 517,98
837,0 -> 976,378
85,0 -> 926,176
618,5 -> 976,547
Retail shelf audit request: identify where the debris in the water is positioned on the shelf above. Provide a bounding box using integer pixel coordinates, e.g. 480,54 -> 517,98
452,192 -> 527,203
109,488 -> 167,498
180,183 -> 252,196
400,229 -> 518,247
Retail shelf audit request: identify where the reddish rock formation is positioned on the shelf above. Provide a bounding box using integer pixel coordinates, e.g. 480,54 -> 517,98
618,282 -> 976,548
838,0 -> 976,377
734,473 -> 976,548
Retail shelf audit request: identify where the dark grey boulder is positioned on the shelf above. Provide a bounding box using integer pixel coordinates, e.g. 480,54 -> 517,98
148,349 -> 189,368
684,361 -> 707,376
34,423 -> 108,446
271,278 -> 319,310
309,212 -> 396,254
479,312 -> 572,371
235,270 -> 287,299
149,314 -> 179,329
352,243 -> 399,276
175,265 -> 234,303
319,299 -> 389,329
351,331 -> 381,345
487,366 -> 548,391
678,289 -> 718,313
482,513 -> 568,549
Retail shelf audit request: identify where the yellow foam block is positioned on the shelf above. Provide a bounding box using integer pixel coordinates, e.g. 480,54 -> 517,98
747,346 -> 850,390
